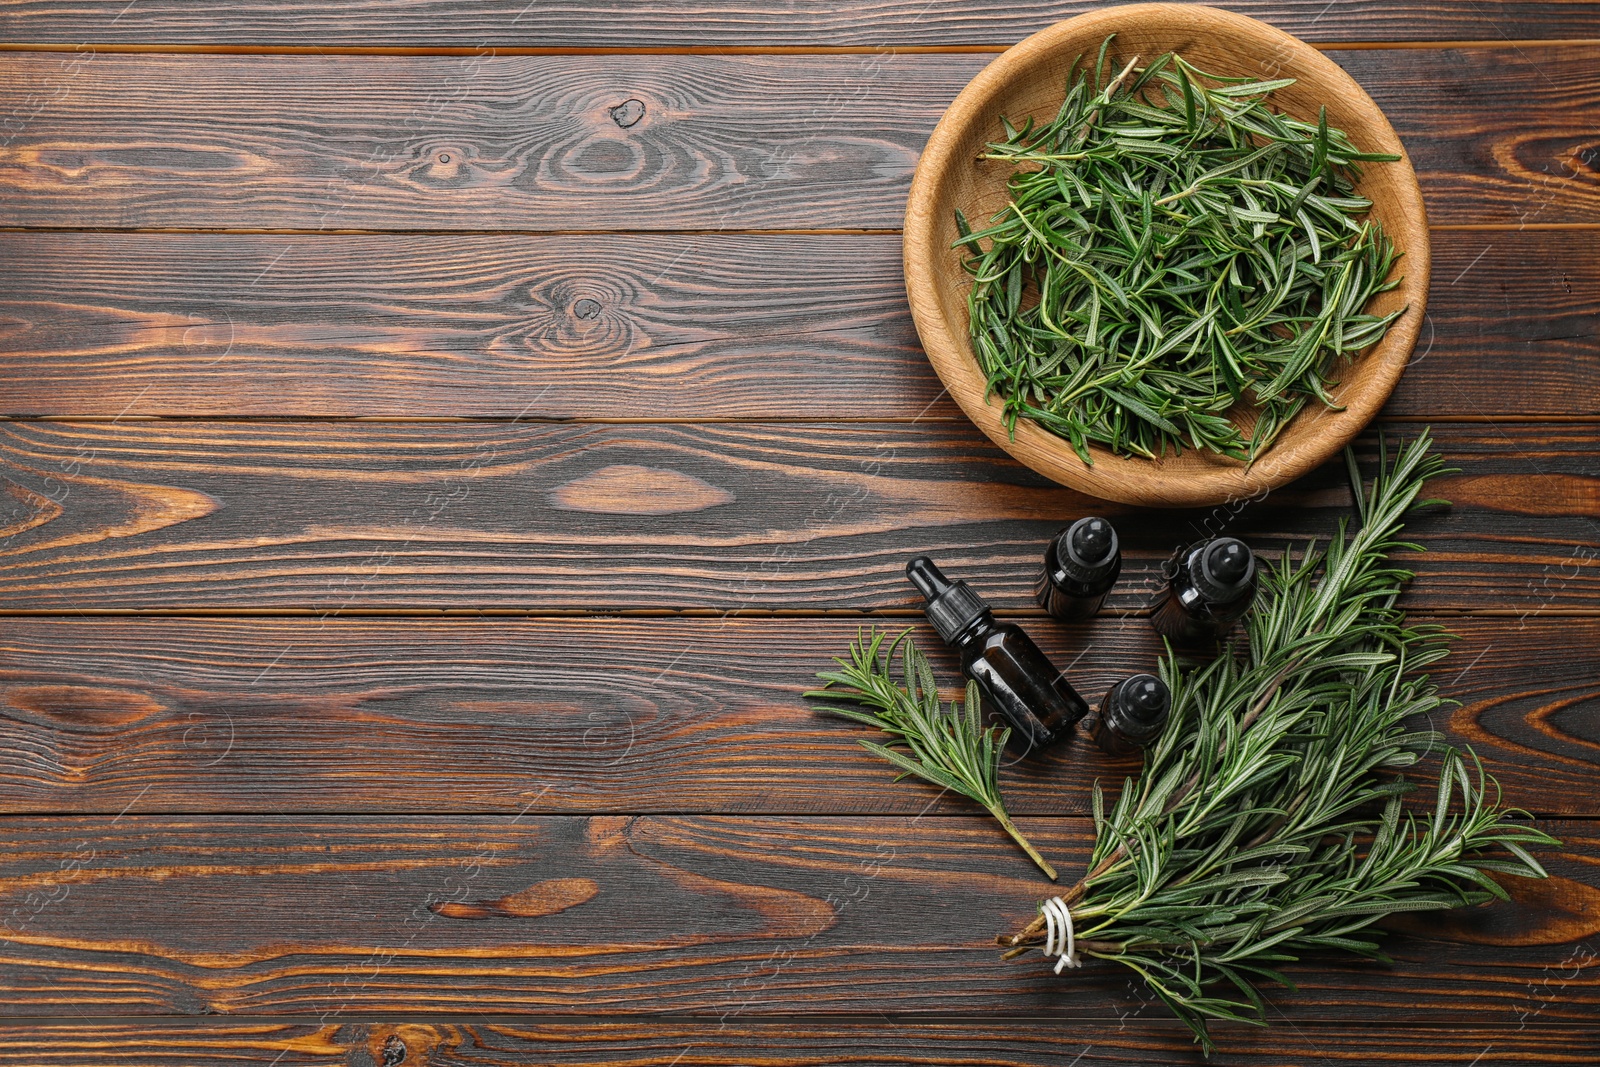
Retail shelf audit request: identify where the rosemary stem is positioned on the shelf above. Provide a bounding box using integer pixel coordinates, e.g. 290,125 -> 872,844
1002,867 -> 1099,946
988,804 -> 1058,881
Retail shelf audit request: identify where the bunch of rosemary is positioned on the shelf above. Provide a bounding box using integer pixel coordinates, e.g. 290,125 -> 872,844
960,38 -> 1404,462
1000,433 -> 1556,1051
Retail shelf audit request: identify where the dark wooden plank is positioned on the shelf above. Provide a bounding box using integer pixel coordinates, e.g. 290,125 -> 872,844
0,229 -> 1593,419
0,49 -> 1596,230
1390,228 -> 1600,417
0,52 -> 951,232
0,616 -> 1591,817
2,0 -> 1597,47
0,1017 -> 1593,1066
0,420 -> 1595,613
0,233 -> 937,420
0,814 -> 1593,1020
1331,46 -> 1600,228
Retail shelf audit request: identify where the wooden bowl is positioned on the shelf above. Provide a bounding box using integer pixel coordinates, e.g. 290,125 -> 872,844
903,3 -> 1429,507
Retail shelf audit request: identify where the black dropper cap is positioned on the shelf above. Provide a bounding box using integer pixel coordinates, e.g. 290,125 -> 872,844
1107,673 -> 1171,746
1058,516 -> 1119,583
1193,537 -> 1255,602
906,556 -> 988,643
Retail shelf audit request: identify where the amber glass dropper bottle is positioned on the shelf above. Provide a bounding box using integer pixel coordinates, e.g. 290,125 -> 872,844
1036,516 -> 1122,621
1090,673 -> 1172,756
906,556 -> 1090,752
1150,537 -> 1258,648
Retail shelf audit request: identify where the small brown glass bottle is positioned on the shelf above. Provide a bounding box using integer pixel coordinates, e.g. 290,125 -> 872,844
1150,537 -> 1258,648
906,556 -> 1089,752
1090,674 -> 1171,756
1036,516 -> 1122,621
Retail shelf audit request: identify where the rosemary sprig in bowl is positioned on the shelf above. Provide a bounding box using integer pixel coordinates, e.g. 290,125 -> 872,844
960,38 -> 1404,464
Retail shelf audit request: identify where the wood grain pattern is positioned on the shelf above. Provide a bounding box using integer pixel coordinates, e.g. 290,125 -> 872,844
1335,46 -> 1600,228
0,1017 -> 1593,1066
0,233 -> 935,419
4,229 -> 1591,419
0,49 -> 1596,230
2,0 -> 1597,47
0,616 -> 1593,817
1,420 -> 1596,613
0,2 -> 1595,1059
0,814 -> 1593,1019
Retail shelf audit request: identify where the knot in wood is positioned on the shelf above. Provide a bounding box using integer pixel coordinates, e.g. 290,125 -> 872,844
609,98 -> 646,128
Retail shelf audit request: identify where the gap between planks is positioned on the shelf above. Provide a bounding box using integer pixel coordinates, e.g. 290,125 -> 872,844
2,223 -> 1599,236
0,227 -> 902,237
0,607 -> 1595,619
6,414 -> 1600,425
0,812 -> 1588,822
0,40 -> 1598,56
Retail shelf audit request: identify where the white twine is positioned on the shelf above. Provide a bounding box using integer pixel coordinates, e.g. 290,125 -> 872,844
1041,895 -> 1080,973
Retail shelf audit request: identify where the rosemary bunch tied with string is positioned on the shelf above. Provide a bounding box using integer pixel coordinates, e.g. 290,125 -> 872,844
1000,433 -> 1556,1053
959,37 -> 1405,463
807,628 -> 1057,880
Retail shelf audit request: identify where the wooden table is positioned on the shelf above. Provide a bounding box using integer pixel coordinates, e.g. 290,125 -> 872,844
0,2 -> 1596,1063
